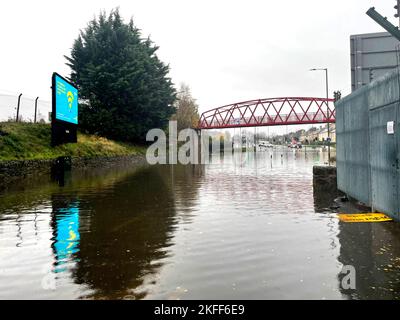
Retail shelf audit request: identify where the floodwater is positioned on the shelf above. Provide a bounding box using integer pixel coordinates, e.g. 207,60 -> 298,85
1,149 -> 400,300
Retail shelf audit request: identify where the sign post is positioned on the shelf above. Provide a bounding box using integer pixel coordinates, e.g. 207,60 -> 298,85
51,73 -> 78,147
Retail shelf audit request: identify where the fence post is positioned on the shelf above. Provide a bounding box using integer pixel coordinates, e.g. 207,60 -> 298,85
34,97 -> 39,123
16,93 -> 22,122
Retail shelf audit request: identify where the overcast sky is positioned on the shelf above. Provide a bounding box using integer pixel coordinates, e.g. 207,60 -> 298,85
0,0 -> 397,118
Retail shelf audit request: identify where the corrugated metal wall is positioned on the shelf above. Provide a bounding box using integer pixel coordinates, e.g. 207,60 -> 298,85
336,85 -> 371,206
336,69 -> 400,220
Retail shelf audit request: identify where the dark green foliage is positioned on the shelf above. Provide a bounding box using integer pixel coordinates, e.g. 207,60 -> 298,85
65,9 -> 176,142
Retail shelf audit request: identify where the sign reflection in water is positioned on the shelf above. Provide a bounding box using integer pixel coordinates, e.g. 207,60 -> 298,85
52,201 -> 80,273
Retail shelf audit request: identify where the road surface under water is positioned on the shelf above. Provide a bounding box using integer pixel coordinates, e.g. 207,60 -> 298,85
0,149 -> 400,299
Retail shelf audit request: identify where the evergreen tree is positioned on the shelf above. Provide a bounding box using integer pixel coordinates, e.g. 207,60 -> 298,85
65,9 -> 176,142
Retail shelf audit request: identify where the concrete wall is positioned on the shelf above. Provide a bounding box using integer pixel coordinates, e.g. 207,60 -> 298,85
0,154 -> 147,190
336,69 -> 400,220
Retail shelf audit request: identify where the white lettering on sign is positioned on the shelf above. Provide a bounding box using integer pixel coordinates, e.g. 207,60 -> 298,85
387,121 -> 395,135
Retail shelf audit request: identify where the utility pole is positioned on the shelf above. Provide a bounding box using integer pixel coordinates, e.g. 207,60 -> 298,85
310,68 -> 331,165
395,0 -> 400,27
325,69 -> 330,166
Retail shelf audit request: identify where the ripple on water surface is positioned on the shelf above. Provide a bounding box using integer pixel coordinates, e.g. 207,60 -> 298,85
0,150 -> 400,299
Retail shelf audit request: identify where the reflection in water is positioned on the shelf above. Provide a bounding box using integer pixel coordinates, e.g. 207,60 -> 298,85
51,164 -> 203,299
52,200 -> 80,273
337,220 -> 400,300
72,166 -> 179,299
1,149 -> 400,299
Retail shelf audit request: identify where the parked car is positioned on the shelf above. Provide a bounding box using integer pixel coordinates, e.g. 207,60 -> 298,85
259,141 -> 274,148
288,143 -> 302,149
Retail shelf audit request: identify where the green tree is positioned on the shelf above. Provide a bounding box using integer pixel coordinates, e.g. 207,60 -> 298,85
65,9 -> 176,142
171,84 -> 200,131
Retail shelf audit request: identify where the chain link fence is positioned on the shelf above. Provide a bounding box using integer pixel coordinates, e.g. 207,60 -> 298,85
0,92 -> 51,123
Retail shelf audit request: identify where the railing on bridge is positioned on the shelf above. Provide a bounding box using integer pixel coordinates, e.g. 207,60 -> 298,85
198,97 -> 335,129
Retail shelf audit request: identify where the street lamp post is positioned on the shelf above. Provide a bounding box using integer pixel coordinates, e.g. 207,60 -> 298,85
310,68 -> 331,165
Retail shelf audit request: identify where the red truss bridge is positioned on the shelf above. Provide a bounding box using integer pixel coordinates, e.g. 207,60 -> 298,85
198,97 -> 335,129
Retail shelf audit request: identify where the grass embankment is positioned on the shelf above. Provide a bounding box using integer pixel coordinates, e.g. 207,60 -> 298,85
0,122 -> 145,161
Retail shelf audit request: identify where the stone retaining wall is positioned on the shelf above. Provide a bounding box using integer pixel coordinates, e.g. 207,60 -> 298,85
0,154 -> 147,189
313,165 -> 337,191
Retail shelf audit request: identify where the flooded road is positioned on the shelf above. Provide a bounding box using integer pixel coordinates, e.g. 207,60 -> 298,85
1,149 -> 400,299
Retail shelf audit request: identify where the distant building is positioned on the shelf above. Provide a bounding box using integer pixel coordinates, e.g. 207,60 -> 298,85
351,32 -> 399,92
307,130 -> 320,143
299,132 -> 308,144
318,124 -> 336,143
298,125 -> 336,144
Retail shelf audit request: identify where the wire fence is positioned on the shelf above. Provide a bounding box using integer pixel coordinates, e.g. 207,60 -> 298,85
0,93 -> 51,123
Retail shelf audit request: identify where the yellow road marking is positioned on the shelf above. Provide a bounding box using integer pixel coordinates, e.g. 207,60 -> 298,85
337,213 -> 393,223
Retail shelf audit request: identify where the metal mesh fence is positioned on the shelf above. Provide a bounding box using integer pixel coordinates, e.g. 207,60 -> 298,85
0,93 -> 51,123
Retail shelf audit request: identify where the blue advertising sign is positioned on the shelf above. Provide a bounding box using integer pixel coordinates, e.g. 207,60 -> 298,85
54,74 -> 78,124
